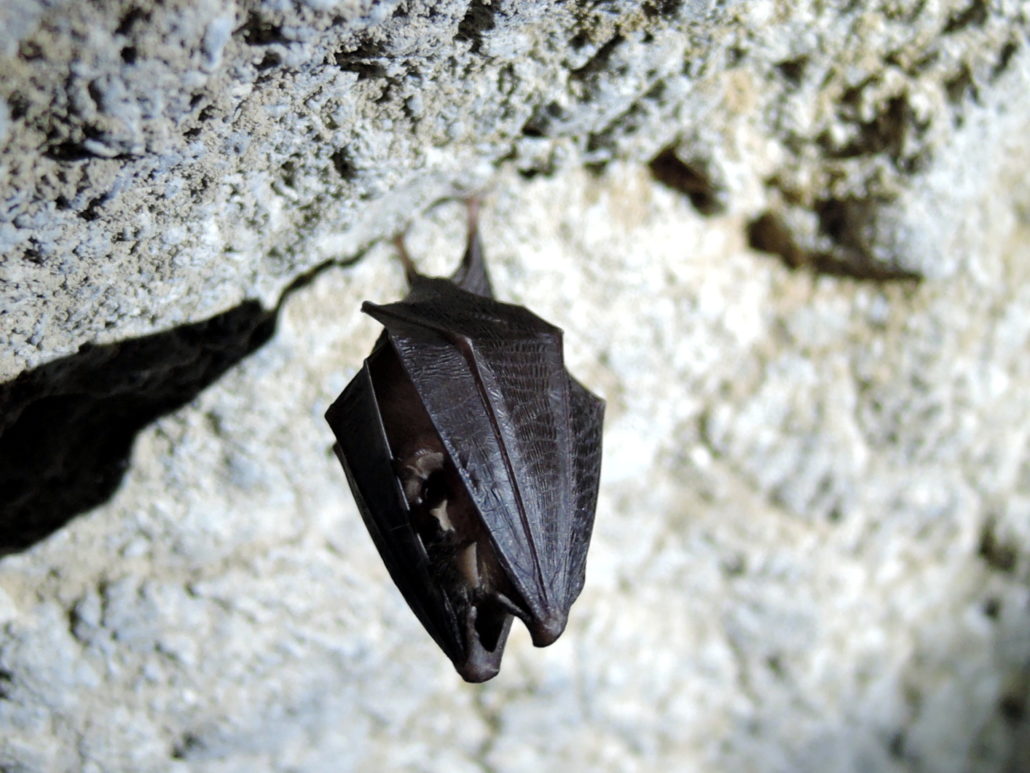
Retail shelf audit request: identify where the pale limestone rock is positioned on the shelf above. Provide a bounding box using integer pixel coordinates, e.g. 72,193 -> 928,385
1,1 -> 1028,771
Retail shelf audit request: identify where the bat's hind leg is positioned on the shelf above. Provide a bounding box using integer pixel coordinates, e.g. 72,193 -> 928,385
392,232 -> 420,284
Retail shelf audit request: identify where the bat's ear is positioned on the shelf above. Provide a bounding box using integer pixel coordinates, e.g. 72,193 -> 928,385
450,198 -> 494,298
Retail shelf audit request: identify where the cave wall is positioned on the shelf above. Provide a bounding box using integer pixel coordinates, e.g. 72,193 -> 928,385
1,1 -> 1028,770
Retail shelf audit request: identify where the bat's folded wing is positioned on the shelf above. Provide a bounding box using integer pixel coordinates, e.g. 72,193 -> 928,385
366,287 -> 604,645
564,375 -> 605,609
325,361 -> 467,664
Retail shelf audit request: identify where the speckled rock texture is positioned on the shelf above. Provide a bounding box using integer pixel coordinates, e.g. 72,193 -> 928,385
1,0 -> 1029,771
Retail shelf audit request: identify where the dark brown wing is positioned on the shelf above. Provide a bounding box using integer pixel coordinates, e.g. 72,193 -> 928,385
363,280 -> 600,645
325,348 -> 512,677
563,375 -> 604,608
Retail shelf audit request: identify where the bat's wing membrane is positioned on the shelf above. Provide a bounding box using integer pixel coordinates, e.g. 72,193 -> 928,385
365,282 -> 603,643
564,376 -> 605,608
325,354 -> 470,664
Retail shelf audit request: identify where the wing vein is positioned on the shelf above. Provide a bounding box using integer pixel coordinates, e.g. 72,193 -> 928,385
452,335 -> 548,608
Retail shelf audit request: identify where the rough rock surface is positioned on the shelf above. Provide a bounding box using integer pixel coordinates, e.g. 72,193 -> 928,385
3,0 -> 1028,378
1,0 -> 1029,771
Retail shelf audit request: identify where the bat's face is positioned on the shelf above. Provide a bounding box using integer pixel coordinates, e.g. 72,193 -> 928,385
325,214 -> 603,681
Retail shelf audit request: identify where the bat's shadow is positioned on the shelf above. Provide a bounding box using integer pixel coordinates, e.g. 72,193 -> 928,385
0,301 -> 277,555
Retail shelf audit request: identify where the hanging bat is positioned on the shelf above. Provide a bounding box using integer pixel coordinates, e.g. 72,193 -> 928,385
324,204 -> 604,682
